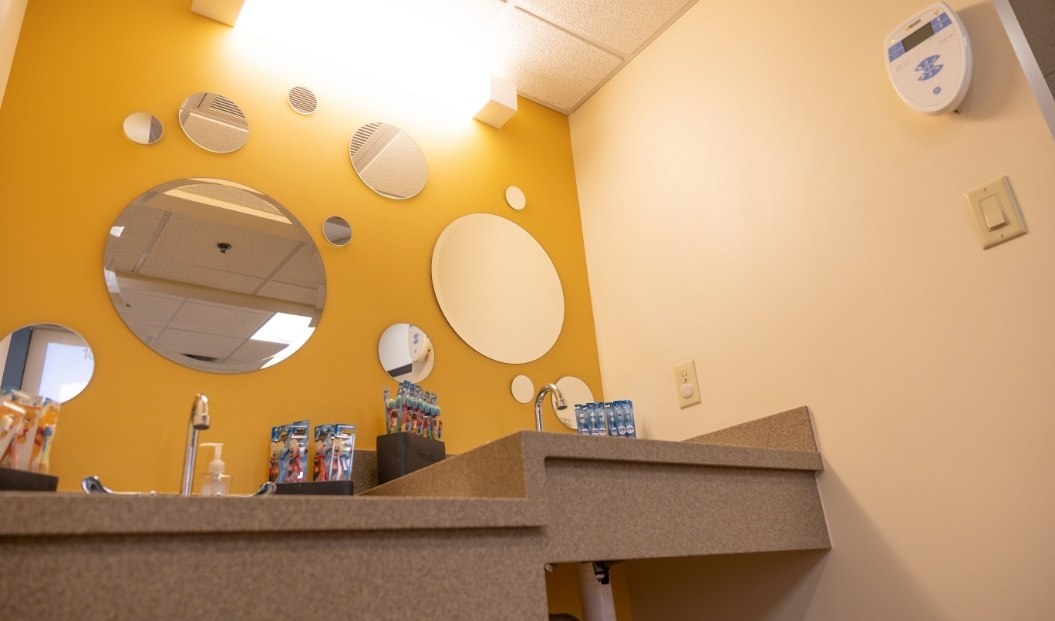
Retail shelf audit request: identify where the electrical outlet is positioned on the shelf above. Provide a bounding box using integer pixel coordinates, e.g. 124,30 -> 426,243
673,361 -> 701,408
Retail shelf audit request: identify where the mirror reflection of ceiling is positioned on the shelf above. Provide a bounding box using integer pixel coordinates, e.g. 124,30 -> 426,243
554,375 -> 594,429
123,112 -> 164,145
322,216 -> 352,247
178,92 -> 249,153
432,213 -> 564,364
0,324 -> 95,403
348,122 -> 427,200
103,178 -> 326,373
378,323 -> 435,383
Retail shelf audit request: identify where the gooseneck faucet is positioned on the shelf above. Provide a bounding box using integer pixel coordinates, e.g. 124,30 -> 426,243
534,384 -> 567,432
180,393 -> 210,496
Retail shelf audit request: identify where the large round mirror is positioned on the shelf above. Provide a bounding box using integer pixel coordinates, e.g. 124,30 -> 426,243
431,213 -> 564,364
378,323 -> 434,383
348,122 -> 427,199
103,178 -> 326,373
0,324 -> 95,403
178,92 -> 249,153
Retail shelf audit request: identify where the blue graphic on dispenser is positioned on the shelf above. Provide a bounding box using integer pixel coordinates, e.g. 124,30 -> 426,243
916,55 -> 943,81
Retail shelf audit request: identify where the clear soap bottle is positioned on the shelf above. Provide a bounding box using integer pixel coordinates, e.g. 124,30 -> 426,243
199,442 -> 232,496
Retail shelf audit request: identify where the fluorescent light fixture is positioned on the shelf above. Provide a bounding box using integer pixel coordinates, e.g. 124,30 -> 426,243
251,313 -> 315,369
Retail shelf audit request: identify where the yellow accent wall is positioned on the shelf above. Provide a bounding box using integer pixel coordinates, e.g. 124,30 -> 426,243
0,0 -> 601,494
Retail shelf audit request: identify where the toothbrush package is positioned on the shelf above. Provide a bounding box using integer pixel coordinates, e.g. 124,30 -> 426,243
0,390 -> 60,473
270,419 -> 310,483
313,423 -> 356,482
574,400 -> 636,438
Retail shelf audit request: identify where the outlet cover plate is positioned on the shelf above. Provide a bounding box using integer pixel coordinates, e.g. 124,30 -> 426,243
674,360 -> 702,408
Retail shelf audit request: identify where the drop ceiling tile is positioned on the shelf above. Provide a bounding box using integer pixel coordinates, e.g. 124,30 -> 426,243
271,243 -> 325,288
256,281 -> 321,307
227,339 -> 287,364
148,211 -> 299,279
138,257 -> 263,295
496,7 -> 623,113
116,290 -> 183,327
109,203 -> 167,256
517,0 -> 694,56
106,251 -> 142,273
155,328 -> 245,360
166,300 -> 272,338
132,323 -> 163,340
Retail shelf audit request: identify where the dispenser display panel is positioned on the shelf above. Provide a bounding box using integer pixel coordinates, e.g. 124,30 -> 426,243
885,2 -> 972,114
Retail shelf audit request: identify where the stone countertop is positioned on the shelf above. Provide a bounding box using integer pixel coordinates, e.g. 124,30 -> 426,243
0,406 -> 829,621
0,406 -> 824,539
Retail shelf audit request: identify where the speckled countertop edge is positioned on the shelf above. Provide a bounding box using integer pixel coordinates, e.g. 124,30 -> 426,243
0,493 -> 544,536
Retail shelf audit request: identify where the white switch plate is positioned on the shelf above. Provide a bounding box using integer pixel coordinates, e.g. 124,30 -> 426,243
965,176 -> 1026,249
673,361 -> 702,408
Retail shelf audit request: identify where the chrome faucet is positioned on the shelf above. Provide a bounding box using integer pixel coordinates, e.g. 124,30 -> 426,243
180,393 -> 210,496
534,384 -> 567,432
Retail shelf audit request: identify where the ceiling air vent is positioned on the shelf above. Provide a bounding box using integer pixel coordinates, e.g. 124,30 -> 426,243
349,122 -> 382,158
288,86 -> 317,115
207,93 -> 245,119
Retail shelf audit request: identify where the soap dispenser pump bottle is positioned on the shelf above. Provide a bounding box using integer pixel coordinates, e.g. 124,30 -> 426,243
199,442 -> 231,496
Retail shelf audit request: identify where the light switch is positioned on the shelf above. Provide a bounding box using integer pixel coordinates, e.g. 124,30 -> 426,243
978,195 -> 1006,230
965,176 -> 1026,249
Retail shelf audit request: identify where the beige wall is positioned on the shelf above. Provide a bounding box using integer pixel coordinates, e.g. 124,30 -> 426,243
0,0 -> 27,109
571,0 -> 1055,618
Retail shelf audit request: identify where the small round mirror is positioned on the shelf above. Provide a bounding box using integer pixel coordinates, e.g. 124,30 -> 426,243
348,122 -> 427,199
505,186 -> 526,210
511,374 -> 534,404
104,178 -> 326,373
323,216 -> 352,247
178,92 -> 249,153
288,86 -> 318,115
0,324 -> 95,403
378,323 -> 434,383
123,112 -> 164,145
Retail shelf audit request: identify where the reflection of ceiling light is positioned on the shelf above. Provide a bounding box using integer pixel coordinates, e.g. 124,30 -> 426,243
251,312 -> 313,345
252,312 -> 315,369
110,226 -> 124,237
103,269 -> 120,293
